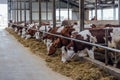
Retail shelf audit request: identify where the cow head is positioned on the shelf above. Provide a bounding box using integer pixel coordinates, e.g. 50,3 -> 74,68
48,38 -> 62,55
108,28 -> 120,48
61,25 -> 75,37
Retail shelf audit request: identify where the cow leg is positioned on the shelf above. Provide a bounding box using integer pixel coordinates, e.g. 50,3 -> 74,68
113,52 -> 120,67
21,29 -> 26,38
34,32 -> 40,40
46,39 -> 52,52
25,35 -> 31,39
78,49 -> 87,57
14,27 -> 18,32
86,47 -> 95,59
61,46 -> 68,63
67,47 -> 75,59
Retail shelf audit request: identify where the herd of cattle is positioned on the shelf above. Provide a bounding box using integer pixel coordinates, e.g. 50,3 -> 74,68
8,20 -> 120,67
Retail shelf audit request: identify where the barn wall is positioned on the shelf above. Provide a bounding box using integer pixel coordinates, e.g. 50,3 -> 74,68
11,1 -> 87,22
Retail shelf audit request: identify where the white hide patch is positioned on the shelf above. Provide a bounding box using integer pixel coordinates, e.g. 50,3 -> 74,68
39,25 -> 51,32
108,40 -> 116,48
78,30 -> 97,43
78,49 -> 87,57
34,32 -> 40,40
21,28 -> 26,38
84,24 -> 93,28
25,35 -> 31,39
61,46 -> 68,63
57,26 -> 64,33
46,39 -> 52,52
78,30 -> 92,40
110,28 -> 120,45
86,48 -> 95,59
61,46 -> 76,62
14,27 -> 18,32
73,25 -> 80,32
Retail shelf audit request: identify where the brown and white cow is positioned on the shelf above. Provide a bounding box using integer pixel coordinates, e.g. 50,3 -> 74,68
48,25 -> 75,62
42,26 -> 62,53
63,28 -> 120,62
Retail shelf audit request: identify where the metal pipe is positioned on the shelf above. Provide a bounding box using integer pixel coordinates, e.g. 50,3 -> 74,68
67,0 -> 70,20
20,0 -> 22,22
53,0 -> 56,27
17,0 -> 19,23
113,5 -> 116,20
8,0 -> 12,20
95,0 -> 97,20
46,0 -> 48,22
79,0 -> 84,31
24,0 -> 26,24
29,0 -> 32,24
42,31 -> 120,53
119,0 -> 120,25
39,0 -> 41,27
58,0 -> 61,21
105,29 -> 108,65
101,8 -> 103,20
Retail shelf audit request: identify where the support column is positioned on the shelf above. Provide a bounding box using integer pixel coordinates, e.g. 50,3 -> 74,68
67,0 -> 70,20
119,0 -> 120,25
79,0 -> 84,31
17,0 -> 19,23
113,5 -> 116,20
46,0 -> 48,22
20,0 -> 22,22
53,0 -> 56,27
101,8 -> 103,20
24,0 -> 26,24
39,0 -> 41,27
8,0 -> 11,21
58,0 -> 61,21
95,0 -> 97,20
29,0 -> 32,24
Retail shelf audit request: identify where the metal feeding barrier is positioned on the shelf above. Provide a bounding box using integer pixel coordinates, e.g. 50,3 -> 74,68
42,31 -> 120,53
41,28 -> 120,67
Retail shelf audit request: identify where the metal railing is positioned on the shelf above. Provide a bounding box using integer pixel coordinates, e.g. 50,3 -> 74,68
42,31 -> 120,53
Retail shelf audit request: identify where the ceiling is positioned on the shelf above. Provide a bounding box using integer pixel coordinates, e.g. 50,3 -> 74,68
65,0 -> 119,9
9,0 -> 119,10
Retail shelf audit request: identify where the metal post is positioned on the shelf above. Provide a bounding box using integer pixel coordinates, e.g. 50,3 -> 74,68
8,0 -> 12,21
29,0 -> 32,24
113,5 -> 116,20
58,0 -> 61,21
119,0 -> 120,25
17,0 -> 19,23
13,0 -> 16,22
53,0 -> 56,27
101,8 -> 103,20
24,0 -> 26,25
79,0 -> 84,31
91,9 -> 93,20
20,0 -> 22,22
46,0 -> 48,22
95,0 -> 97,20
10,0 -> 12,20
105,29 -> 108,65
8,0 -> 10,20
67,0 -> 70,20
39,0 -> 41,27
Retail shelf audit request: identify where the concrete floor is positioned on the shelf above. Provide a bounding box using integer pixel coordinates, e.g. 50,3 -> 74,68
0,28 -> 71,80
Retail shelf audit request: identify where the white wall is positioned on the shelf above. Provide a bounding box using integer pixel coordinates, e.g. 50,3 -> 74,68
0,0 -> 7,28
11,1 -> 80,22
